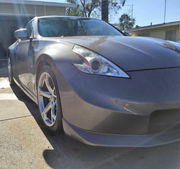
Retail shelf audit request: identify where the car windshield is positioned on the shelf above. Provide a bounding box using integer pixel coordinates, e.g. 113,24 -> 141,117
38,18 -> 123,37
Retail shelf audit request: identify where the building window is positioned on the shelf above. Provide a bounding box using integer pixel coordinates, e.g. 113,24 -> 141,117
165,30 -> 176,41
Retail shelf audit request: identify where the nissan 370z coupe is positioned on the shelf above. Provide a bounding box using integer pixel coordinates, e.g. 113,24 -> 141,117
8,16 -> 180,147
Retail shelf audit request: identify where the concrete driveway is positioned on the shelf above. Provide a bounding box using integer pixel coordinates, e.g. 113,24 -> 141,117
0,78 -> 180,169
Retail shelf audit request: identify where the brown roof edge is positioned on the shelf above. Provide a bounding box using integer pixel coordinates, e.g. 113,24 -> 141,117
130,21 -> 180,32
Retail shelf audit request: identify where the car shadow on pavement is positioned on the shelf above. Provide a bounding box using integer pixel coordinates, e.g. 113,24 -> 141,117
11,84 -> 180,169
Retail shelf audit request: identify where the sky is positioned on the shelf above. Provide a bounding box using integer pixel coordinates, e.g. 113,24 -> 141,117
31,0 -> 180,26
110,0 -> 180,26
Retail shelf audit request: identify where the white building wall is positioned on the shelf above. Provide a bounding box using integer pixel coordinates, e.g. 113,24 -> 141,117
132,25 -> 180,42
0,3 -> 66,16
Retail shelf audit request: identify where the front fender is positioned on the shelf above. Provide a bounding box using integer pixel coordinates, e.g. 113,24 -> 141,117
34,41 -> 82,96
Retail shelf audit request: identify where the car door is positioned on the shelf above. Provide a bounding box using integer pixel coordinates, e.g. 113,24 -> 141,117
15,20 -> 36,94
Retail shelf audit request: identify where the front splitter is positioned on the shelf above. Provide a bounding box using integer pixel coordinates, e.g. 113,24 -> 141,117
63,118 -> 180,147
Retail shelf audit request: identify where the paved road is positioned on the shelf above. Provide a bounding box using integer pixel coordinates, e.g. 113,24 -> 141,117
0,78 -> 180,169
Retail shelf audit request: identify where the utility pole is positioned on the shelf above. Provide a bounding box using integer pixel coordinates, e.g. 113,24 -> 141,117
164,0 -> 167,23
101,0 -> 109,22
124,4 -> 134,18
131,4 -> 133,18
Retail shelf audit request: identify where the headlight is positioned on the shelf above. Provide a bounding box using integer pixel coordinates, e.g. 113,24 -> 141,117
72,45 -> 129,78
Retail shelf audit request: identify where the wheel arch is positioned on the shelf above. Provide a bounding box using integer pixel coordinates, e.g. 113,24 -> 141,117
35,54 -> 64,98
35,54 -> 56,86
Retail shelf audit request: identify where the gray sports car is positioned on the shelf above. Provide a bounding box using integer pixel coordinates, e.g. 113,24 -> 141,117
8,16 -> 180,147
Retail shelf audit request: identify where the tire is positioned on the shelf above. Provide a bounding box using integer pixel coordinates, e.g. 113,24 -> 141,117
8,57 -> 15,86
37,65 -> 63,133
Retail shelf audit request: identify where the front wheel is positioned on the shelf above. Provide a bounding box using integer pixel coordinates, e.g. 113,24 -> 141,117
37,65 -> 63,133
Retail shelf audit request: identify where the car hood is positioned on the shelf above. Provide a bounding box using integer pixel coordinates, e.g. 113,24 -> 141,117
60,36 -> 180,71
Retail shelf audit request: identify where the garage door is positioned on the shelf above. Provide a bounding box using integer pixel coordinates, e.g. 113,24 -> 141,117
0,15 -> 32,76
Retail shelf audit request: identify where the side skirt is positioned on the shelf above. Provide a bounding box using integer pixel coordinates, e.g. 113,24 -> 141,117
13,77 -> 38,104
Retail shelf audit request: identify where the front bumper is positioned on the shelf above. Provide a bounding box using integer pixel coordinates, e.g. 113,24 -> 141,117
63,117 -> 180,147
56,64 -> 180,146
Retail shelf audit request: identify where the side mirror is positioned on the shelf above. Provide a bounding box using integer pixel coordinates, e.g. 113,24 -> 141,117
14,28 -> 29,40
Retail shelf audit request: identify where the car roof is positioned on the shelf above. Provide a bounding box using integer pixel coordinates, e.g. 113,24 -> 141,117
35,15 -> 95,20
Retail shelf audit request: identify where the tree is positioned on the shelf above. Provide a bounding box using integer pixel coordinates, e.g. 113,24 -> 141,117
66,0 -> 126,22
66,0 -> 83,16
101,0 -> 126,22
119,14 -> 135,31
66,6 -> 83,16
66,0 -> 100,17
79,0 -> 100,17
101,0 -> 108,22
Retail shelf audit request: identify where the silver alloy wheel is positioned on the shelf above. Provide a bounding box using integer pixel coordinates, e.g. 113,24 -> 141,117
38,72 -> 57,127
